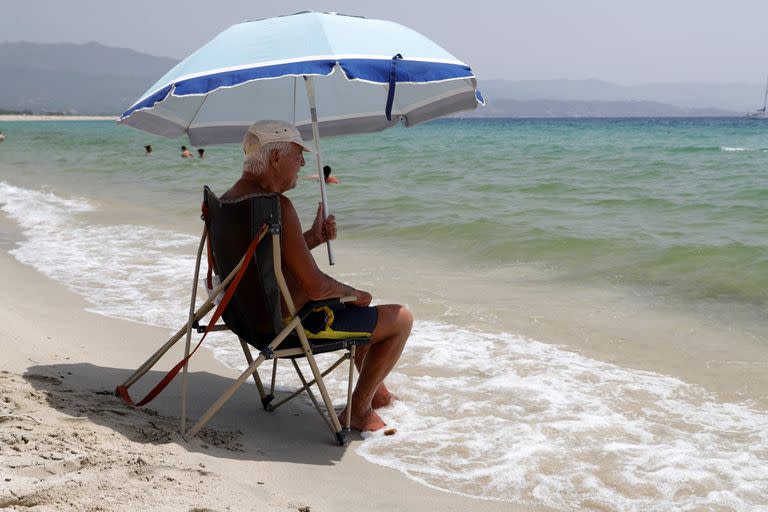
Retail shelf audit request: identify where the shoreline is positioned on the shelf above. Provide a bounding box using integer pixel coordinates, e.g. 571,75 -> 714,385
0,115 -> 116,122
0,115 -> 750,123
0,243 -> 525,510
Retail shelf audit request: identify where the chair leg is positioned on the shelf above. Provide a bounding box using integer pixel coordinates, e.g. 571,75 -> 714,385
270,359 -> 277,397
346,345 -> 356,430
294,330 -> 346,445
239,338 -> 272,409
291,359 -> 335,434
182,225 -> 208,434
268,353 -> 347,411
184,318 -> 303,440
184,352 -> 266,440
121,242 -> 248,391
120,299 -> 216,390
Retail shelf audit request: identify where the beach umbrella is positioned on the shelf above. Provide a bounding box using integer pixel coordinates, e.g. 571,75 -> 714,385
118,10 -> 483,263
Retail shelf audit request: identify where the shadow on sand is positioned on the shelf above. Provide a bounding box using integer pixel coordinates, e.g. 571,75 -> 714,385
23,362 -> 361,465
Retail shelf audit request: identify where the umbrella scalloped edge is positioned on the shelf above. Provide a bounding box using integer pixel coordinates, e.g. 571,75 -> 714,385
118,58 -> 476,121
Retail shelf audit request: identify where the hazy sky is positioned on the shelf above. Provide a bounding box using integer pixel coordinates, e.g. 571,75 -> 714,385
4,0 -> 767,84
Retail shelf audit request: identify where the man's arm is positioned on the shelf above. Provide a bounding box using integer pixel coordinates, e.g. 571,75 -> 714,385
303,202 -> 336,250
281,196 -> 371,306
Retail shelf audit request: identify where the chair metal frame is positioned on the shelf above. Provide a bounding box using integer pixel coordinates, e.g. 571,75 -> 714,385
118,195 -> 366,445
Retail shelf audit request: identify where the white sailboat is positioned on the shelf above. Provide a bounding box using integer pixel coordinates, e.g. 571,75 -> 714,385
747,75 -> 768,119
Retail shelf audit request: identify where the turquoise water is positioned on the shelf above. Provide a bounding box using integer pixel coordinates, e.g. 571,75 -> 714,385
1,118 -> 768,509
2,118 -> 767,311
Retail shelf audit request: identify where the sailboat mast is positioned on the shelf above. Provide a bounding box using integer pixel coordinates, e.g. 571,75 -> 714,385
763,75 -> 768,111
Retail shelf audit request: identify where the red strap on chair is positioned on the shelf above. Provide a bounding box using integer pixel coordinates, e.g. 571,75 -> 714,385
116,224 -> 269,407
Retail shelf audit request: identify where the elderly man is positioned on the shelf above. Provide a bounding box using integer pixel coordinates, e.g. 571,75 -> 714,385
221,120 -> 412,431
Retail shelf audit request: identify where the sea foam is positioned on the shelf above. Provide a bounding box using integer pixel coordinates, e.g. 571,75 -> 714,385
1,181 -> 767,511
356,323 -> 768,510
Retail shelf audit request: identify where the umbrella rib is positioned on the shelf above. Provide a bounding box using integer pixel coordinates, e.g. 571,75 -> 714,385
185,95 -> 209,136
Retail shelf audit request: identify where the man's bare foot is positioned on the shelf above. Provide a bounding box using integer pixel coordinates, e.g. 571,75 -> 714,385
371,384 -> 398,409
338,407 -> 386,432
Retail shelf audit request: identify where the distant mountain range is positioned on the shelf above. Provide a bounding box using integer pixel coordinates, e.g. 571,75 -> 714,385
0,42 -> 178,115
0,42 -> 763,117
474,79 -> 762,117
465,97 -> 737,118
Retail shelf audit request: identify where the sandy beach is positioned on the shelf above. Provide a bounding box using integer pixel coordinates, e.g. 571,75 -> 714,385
0,245 -> 528,511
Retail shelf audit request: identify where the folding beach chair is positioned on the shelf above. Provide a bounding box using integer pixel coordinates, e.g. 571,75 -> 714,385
117,187 -> 371,445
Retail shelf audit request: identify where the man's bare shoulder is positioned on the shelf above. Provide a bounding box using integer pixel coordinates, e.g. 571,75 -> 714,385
277,193 -> 300,224
220,178 -> 266,201
220,181 -> 246,201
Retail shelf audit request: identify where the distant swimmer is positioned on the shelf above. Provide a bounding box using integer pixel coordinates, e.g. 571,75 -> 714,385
144,144 -> 152,155
181,145 -> 193,158
197,148 -> 205,158
0,130 -> 5,143
303,164 -> 340,184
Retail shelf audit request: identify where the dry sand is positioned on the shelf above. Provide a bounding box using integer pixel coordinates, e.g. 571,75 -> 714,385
0,248 -> 531,511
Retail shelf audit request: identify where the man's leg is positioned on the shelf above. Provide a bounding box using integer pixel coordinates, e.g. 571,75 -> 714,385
354,346 -> 397,409
341,304 -> 412,431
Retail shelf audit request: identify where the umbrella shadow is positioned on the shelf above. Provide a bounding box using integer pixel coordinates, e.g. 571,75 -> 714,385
23,362 -> 361,465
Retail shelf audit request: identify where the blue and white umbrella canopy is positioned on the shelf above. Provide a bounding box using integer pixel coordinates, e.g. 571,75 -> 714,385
118,11 -> 483,145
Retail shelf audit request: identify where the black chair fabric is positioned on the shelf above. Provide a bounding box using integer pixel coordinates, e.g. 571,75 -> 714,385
204,186 -> 282,349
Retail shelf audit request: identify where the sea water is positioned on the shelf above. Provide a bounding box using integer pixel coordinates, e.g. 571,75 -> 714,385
0,118 -> 766,510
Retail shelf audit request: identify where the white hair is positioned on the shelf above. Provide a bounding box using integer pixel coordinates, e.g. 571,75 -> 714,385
242,141 -> 294,176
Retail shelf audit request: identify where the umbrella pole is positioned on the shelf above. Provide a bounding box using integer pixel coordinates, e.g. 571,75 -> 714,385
304,75 -> 335,265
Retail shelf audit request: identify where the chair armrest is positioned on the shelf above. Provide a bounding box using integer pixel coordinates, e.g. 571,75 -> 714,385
297,296 -> 356,320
